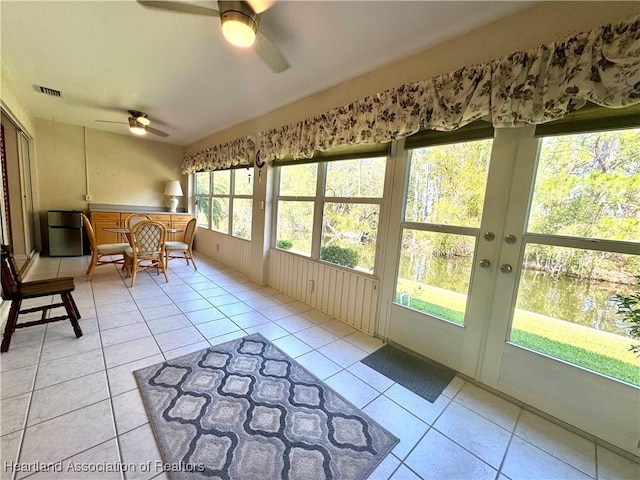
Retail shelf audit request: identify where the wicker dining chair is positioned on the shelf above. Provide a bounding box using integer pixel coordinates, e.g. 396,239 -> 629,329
124,220 -> 169,287
123,213 -> 151,230
81,213 -> 129,280
165,217 -> 197,270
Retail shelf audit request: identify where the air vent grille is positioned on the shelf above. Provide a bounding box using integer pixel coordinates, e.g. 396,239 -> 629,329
38,86 -> 62,97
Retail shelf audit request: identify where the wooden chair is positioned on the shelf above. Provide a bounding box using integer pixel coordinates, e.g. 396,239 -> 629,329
165,217 -> 198,270
81,213 -> 129,280
1,244 -> 82,353
123,213 -> 151,230
124,220 -> 169,287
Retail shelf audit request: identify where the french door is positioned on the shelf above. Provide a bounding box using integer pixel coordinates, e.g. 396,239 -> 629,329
380,127 -> 522,378
379,124 -> 640,453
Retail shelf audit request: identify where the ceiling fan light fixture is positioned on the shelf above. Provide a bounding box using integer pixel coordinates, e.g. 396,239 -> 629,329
128,117 -> 147,135
221,10 -> 257,47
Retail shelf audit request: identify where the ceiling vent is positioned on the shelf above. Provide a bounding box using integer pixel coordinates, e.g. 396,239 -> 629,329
37,85 -> 62,98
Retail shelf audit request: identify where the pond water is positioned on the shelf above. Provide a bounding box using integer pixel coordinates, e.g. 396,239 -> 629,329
399,256 -> 634,337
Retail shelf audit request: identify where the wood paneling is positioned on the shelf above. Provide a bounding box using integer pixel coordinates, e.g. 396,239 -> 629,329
268,249 -> 379,335
195,229 -> 252,275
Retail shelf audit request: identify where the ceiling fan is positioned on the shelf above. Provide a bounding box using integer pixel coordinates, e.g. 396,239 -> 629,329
96,110 -> 169,137
137,0 -> 289,73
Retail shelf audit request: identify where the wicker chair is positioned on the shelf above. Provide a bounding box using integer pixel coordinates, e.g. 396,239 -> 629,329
165,218 -> 197,270
81,213 -> 129,280
123,213 -> 151,230
125,220 -> 169,287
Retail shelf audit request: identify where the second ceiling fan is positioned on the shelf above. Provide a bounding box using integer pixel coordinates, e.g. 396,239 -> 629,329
138,0 -> 289,73
96,110 -> 169,137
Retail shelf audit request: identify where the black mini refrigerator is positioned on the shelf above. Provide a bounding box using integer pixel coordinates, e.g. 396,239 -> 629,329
48,210 -> 84,256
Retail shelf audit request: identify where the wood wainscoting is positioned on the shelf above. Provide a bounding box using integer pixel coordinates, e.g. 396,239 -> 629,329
268,249 -> 379,335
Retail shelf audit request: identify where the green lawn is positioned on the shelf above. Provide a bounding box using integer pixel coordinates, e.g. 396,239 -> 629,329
396,280 -> 640,386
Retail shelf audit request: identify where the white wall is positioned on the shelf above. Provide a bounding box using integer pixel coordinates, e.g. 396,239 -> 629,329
35,119 -> 184,213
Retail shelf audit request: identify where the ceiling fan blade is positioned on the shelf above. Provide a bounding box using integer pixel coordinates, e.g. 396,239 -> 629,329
246,0 -> 274,14
255,30 -> 289,73
95,120 -> 127,124
147,126 -> 170,138
137,1 -> 219,17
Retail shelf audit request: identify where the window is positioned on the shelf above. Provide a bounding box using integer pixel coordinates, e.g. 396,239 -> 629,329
508,127 -> 640,383
275,156 -> 387,274
275,164 -> 317,256
193,168 -> 253,240
396,138 -> 493,325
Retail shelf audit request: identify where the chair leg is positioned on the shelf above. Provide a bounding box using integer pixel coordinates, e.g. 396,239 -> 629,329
86,252 -> 99,280
124,255 -> 132,278
160,259 -> 169,283
129,262 -> 137,287
1,300 -> 21,353
68,293 -> 82,320
61,292 -> 83,339
189,251 -> 197,271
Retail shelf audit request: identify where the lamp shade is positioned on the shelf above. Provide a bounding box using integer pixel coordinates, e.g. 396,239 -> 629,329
164,181 -> 184,197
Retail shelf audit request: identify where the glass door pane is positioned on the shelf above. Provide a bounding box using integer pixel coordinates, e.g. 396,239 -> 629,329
509,128 -> 640,385
395,139 -> 492,326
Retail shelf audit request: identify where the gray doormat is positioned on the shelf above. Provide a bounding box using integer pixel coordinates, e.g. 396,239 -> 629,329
135,333 -> 398,480
361,344 -> 456,403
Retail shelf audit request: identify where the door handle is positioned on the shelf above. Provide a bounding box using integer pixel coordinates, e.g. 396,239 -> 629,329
504,234 -> 517,244
500,264 -> 513,274
479,259 -> 491,268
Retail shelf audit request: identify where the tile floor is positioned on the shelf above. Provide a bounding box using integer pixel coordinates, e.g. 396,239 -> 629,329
1,253 -> 638,480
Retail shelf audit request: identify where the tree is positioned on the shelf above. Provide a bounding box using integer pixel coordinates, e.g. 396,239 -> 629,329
613,276 -> 640,356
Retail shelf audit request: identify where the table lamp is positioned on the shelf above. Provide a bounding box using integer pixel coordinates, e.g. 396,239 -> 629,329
164,180 -> 183,213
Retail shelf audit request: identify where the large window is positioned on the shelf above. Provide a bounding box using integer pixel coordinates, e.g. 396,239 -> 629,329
194,168 -> 253,240
275,156 -> 387,274
396,138 -> 493,325
509,128 -> 640,384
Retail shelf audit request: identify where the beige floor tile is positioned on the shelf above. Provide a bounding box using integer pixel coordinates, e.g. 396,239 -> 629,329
363,395 -> 428,460
19,400 -> 115,468
1,365 -> 36,399
28,371 -> 109,426
453,382 -> 521,431
502,436 -> 591,480
118,424 -> 163,480
113,389 -> 149,435
107,355 -> 165,396
515,410 -> 596,477
406,429 -> 497,480
1,392 -> 30,435
103,337 -> 161,369
434,401 -> 511,468
1,431 -> 23,480
324,370 -> 379,408
384,384 -> 450,426
27,439 -> 122,480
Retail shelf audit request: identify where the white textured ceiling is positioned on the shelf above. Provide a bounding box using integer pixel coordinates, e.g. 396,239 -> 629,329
1,1 -> 533,145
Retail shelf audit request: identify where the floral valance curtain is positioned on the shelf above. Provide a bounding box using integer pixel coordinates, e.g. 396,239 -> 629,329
258,15 -> 640,163
181,135 -> 254,174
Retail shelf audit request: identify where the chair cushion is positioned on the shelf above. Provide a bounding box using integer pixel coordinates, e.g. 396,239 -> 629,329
98,243 -> 129,255
165,242 -> 188,250
125,246 -> 133,256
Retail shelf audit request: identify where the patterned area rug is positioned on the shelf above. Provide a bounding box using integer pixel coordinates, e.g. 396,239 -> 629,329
135,333 -> 398,480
